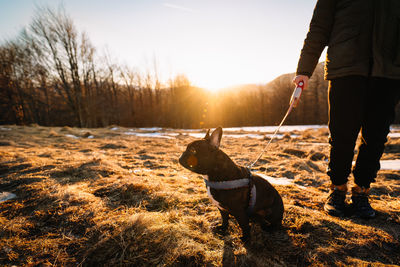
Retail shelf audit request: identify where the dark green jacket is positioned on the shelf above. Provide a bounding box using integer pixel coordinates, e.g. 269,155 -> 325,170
296,0 -> 400,80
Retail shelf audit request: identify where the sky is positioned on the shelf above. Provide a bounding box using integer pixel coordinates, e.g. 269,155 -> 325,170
0,0 -> 325,91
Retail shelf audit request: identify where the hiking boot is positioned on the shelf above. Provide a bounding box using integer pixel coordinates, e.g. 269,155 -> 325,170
324,185 -> 347,217
351,187 -> 376,219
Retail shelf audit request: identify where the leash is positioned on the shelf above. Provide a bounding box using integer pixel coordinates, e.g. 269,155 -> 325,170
247,81 -> 304,169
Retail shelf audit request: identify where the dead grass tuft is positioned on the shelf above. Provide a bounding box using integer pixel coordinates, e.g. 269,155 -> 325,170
84,212 -> 217,266
60,126 -> 72,132
48,130 -> 61,137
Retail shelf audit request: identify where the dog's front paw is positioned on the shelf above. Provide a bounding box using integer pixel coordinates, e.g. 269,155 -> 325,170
212,224 -> 228,236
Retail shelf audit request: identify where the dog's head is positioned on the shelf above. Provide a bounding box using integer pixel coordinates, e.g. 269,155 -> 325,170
179,127 -> 223,174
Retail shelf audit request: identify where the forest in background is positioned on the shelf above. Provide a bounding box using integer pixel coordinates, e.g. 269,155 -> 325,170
1,7 -> 399,129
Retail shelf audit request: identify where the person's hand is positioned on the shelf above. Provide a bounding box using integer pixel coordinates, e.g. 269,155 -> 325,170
292,75 -> 309,90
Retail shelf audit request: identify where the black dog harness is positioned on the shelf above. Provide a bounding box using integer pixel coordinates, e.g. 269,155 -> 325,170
203,171 -> 256,214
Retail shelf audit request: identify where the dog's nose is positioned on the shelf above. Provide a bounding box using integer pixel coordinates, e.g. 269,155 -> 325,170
179,154 -> 185,165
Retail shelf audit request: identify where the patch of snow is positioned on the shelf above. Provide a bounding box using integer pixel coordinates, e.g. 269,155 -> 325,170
225,134 -> 264,139
380,160 -> 400,170
226,133 -> 299,139
185,132 -> 299,140
253,173 -> 307,189
138,127 -> 163,131
224,125 -> 326,133
388,132 -> 400,138
188,133 -> 207,139
124,132 -> 174,139
87,135 -> 94,139
256,173 -> 295,186
131,169 -> 152,174
297,142 -> 329,146
110,127 -> 119,131
0,127 -> 11,131
173,128 -> 200,132
255,173 -> 309,190
65,134 -> 79,139
352,160 -> 400,171
0,192 -> 16,203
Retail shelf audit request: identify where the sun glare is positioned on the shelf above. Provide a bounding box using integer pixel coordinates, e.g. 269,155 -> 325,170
199,79 -> 228,92
187,62 -> 266,93
178,49 -> 287,92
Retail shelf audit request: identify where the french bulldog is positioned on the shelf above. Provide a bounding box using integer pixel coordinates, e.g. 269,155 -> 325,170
179,127 -> 284,242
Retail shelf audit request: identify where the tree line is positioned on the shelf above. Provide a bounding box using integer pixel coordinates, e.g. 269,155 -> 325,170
1,7 -> 398,129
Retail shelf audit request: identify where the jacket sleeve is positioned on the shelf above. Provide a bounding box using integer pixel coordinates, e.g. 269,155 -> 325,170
296,0 -> 336,77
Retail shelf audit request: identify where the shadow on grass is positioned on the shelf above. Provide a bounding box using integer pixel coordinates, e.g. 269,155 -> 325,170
49,160 -> 114,184
0,174 -> 99,266
0,163 -> 32,175
1,177 -> 44,191
294,215 -> 399,265
93,183 -> 178,211
222,239 -> 249,266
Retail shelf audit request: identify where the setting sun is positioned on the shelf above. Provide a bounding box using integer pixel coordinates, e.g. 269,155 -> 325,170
185,58 -> 266,92
167,47 -> 296,92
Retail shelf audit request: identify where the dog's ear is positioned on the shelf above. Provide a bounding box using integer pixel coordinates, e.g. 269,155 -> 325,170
204,129 -> 211,140
209,127 -> 223,149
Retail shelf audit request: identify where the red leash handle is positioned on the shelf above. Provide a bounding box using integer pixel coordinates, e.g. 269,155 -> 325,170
290,81 -> 304,108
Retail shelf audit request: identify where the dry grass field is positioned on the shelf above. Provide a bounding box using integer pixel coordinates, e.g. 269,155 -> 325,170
0,125 -> 399,266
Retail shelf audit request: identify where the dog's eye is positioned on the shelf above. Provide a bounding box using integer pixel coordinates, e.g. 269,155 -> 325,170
189,148 -> 197,154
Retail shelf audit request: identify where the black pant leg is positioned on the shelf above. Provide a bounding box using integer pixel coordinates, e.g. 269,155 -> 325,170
327,76 -> 368,186
353,78 -> 400,188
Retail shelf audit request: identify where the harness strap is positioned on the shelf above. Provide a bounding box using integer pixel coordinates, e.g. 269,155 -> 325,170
204,178 -> 250,190
247,170 -> 256,213
248,185 -> 257,214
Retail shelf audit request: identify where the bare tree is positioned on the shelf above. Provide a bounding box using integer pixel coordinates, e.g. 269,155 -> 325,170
27,6 -> 86,126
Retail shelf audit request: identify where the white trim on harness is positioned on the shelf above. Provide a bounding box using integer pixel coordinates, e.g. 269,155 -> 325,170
204,178 -> 250,189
